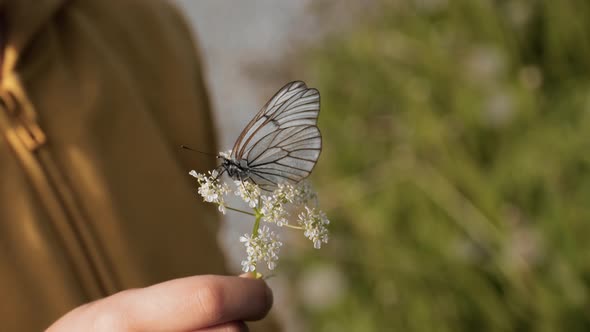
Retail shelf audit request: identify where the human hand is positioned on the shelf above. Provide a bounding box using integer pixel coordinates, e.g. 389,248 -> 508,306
46,274 -> 273,332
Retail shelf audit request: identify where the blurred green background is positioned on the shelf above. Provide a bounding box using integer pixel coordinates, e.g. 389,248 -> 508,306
280,0 -> 590,331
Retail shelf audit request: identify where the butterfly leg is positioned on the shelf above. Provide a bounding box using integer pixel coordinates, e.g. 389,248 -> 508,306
213,165 -> 226,181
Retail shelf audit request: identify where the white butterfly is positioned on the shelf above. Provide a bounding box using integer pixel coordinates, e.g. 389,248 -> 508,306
219,81 -> 322,190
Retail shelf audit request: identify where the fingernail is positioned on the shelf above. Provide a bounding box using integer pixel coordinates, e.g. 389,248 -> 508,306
240,272 -> 264,279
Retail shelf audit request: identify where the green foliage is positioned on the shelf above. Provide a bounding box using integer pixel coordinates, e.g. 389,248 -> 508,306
284,0 -> 590,330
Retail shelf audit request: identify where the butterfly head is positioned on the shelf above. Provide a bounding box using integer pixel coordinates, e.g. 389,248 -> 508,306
219,154 -> 250,181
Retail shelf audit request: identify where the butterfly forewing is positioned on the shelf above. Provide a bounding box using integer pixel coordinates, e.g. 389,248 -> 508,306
231,81 -> 322,188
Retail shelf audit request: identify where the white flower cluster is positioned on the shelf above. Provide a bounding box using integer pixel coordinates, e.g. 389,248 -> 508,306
234,180 -> 260,208
292,180 -> 318,205
240,226 -> 282,272
260,183 -> 297,226
191,161 -> 329,273
189,170 -> 229,214
298,206 -> 330,249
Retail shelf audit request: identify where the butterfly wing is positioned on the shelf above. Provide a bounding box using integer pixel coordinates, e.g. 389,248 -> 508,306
231,81 -> 321,189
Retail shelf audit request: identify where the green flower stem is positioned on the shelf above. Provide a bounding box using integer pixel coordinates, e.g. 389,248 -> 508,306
252,209 -> 262,236
225,205 -> 256,216
251,208 -> 263,278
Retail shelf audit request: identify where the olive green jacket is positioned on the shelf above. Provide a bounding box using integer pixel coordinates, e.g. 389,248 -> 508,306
0,0 -> 238,330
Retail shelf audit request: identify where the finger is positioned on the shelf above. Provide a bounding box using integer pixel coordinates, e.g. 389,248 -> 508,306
193,320 -> 249,332
110,275 -> 272,331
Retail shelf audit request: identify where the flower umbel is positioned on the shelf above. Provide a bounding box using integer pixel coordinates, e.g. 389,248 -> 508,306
298,206 -> 330,249
292,180 -> 318,205
191,159 -> 329,276
260,195 -> 289,226
189,170 -> 229,214
234,180 -> 261,208
240,226 -> 283,272
259,183 -> 300,226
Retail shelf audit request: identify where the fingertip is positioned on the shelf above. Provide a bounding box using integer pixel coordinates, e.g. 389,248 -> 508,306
264,282 -> 274,311
237,274 -> 273,319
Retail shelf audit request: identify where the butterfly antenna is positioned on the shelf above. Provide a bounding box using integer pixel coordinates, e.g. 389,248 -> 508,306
180,145 -> 218,158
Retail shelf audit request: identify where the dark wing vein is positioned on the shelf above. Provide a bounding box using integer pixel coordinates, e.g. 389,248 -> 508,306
232,81 -> 309,159
230,81 -> 322,188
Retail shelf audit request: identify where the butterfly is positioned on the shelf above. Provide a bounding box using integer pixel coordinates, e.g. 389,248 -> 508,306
219,81 -> 322,191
